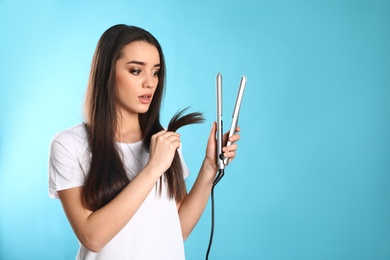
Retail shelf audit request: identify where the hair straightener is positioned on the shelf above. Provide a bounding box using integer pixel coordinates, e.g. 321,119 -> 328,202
214,73 -> 247,185
206,73 -> 247,260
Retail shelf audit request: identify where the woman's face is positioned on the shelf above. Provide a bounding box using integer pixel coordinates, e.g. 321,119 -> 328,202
115,41 -> 160,117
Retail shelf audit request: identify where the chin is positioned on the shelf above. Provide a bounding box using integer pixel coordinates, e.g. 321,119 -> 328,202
138,106 -> 151,114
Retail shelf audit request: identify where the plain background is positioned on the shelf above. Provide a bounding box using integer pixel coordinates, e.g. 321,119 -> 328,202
1,0 -> 389,259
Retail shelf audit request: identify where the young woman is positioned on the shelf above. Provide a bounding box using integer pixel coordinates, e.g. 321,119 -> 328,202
48,24 -> 240,259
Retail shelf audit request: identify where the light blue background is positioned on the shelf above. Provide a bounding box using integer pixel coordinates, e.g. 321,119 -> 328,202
1,0 -> 389,259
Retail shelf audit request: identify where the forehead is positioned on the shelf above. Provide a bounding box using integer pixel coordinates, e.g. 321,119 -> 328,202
119,41 -> 160,63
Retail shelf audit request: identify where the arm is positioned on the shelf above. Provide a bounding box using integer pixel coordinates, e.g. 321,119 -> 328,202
57,130 -> 180,253
178,123 -> 240,240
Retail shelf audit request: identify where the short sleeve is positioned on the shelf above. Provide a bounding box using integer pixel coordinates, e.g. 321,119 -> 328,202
48,126 -> 89,199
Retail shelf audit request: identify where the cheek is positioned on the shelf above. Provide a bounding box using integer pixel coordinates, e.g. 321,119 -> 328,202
115,74 -> 133,101
115,72 -> 127,88
116,72 -> 136,92
153,77 -> 159,91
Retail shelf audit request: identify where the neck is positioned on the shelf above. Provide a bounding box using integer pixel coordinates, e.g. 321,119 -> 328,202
116,112 -> 142,143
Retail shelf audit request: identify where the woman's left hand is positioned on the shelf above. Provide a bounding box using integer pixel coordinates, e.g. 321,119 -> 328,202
204,122 -> 240,173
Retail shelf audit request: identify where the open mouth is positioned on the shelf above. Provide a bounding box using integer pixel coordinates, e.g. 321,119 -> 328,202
139,94 -> 152,104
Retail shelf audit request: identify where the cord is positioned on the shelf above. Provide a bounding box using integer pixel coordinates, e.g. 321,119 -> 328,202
205,169 -> 224,260
205,183 -> 216,260
213,168 -> 224,186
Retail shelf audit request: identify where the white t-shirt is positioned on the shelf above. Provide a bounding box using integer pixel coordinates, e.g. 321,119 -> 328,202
48,124 -> 189,260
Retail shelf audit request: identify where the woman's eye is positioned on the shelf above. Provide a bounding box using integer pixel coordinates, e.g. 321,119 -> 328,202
152,70 -> 159,77
130,69 -> 141,75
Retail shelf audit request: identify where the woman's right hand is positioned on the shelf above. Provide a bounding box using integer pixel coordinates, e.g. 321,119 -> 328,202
147,130 -> 181,175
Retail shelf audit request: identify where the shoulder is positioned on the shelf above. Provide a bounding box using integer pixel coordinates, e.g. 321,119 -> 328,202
50,123 -> 89,156
51,123 -> 88,146
52,123 -> 88,143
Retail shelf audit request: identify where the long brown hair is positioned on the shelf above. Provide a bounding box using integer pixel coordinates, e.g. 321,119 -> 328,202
83,24 -> 203,211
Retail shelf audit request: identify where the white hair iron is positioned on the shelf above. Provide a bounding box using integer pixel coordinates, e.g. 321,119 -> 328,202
214,73 -> 247,185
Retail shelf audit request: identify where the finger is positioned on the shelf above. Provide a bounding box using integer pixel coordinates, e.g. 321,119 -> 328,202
159,130 -> 179,137
154,130 -> 179,140
152,130 -> 168,140
228,133 -> 240,143
223,150 -> 236,158
223,126 -> 240,136
155,133 -> 180,145
208,122 -> 217,144
162,132 -> 181,143
166,133 -> 181,144
222,134 -> 240,147
173,139 -> 182,149
222,143 -> 238,153
156,131 -> 181,146
223,130 -> 239,145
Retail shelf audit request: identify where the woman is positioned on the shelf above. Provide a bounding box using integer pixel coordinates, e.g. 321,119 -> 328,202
49,24 -> 240,259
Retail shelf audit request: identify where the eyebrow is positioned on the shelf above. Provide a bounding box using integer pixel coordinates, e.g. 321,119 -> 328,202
126,60 -> 161,67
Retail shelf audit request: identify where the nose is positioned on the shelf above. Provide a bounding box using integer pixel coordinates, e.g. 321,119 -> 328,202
142,73 -> 156,89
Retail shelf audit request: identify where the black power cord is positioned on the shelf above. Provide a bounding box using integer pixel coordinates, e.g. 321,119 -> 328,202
205,169 -> 224,260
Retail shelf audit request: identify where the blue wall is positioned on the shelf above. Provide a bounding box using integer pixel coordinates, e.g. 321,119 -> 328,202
1,0 -> 389,259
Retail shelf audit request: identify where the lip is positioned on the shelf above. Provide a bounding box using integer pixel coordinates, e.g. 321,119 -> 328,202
138,93 -> 153,104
